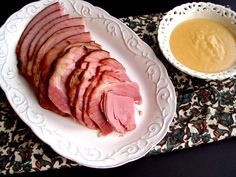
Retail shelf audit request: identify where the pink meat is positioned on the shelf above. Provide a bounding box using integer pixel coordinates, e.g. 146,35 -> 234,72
30,25 -> 85,87
86,71 -> 141,135
69,50 -> 110,128
38,33 -> 92,113
83,69 -> 130,117
108,83 -> 142,104
58,43 -> 100,109
83,71 -> 129,135
29,17 -> 84,61
63,41 -> 101,52
67,50 -> 110,106
40,32 -> 92,87
28,14 -> 70,60
18,10 -> 64,74
16,2 -> 61,55
79,58 -> 126,129
102,92 -> 135,133
66,65 -> 88,109
48,45 -> 100,115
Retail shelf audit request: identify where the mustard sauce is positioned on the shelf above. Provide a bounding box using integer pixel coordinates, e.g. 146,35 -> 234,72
169,18 -> 236,73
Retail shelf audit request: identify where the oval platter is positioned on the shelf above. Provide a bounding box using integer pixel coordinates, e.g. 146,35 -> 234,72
0,0 -> 176,168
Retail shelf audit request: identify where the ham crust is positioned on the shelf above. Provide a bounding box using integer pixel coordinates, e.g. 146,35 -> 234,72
27,14 -> 70,60
78,58 -> 126,130
67,50 -> 110,128
16,2 -> 62,55
48,45 -> 100,115
30,26 -> 85,87
37,33 -> 92,114
18,10 -> 64,74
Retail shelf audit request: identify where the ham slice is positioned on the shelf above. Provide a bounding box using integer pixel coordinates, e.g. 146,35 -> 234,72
30,26 -> 85,87
38,33 -> 92,113
66,65 -> 87,108
82,71 -> 128,135
16,2 -> 61,55
48,45 -> 100,115
107,83 -> 142,104
78,58 -> 126,129
101,92 -> 135,133
27,14 -> 70,60
63,42 -> 101,52
18,10 -> 64,74
86,71 -> 141,135
67,50 -> 110,127
67,50 -> 110,107
29,17 -> 84,62
40,32 -> 92,88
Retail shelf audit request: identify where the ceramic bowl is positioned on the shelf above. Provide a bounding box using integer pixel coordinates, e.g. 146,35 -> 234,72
158,2 -> 236,80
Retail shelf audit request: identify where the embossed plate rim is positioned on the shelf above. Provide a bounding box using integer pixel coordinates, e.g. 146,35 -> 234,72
0,0 -> 176,168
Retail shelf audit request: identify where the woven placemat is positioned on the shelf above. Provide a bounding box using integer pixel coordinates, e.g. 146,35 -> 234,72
0,13 -> 236,175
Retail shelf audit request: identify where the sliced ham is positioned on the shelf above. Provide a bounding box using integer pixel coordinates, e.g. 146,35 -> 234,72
83,72 -> 119,135
38,33 -> 92,112
18,10 -> 64,74
48,45 -> 100,115
107,82 -> 142,105
82,69 -> 130,116
28,14 -> 70,60
40,32 -> 92,87
67,50 -> 110,127
86,71 -> 141,135
91,60 -> 128,115
78,58 -> 126,129
67,50 -> 110,107
29,17 -> 84,62
30,25 -> 85,87
82,71 -> 129,135
100,81 -> 141,132
15,2 -> 143,135
66,65 -> 87,108
101,92 -> 135,133
16,2 -> 61,55
63,41 -> 101,52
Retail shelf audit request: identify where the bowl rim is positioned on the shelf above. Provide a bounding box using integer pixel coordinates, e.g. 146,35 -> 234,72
158,2 -> 236,80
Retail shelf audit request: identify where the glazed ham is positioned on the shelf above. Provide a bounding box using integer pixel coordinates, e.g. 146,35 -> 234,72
18,10 -> 64,74
101,92 -> 135,133
48,45 -> 100,115
30,17 -> 84,62
66,50 -> 110,107
16,2 -> 62,55
30,25 -> 85,87
85,71 -> 141,135
16,2 -> 142,136
72,58 -> 126,129
27,14 -> 70,60
40,32 -> 93,92
38,33 -> 93,113
67,50 -> 110,127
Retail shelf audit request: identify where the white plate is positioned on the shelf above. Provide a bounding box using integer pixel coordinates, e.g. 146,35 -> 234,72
0,0 -> 176,168
158,2 -> 236,80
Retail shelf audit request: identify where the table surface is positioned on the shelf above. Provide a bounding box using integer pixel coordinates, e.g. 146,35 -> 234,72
1,0 -> 236,177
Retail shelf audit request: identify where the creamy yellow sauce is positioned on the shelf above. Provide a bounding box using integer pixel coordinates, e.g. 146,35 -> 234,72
169,18 -> 236,73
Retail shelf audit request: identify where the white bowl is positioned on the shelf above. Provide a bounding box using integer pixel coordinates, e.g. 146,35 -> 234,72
158,2 -> 236,80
